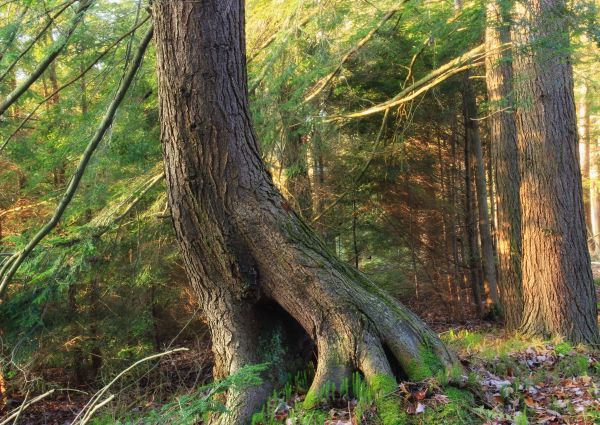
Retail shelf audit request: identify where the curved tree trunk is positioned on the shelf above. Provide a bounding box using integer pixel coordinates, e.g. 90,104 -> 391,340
513,0 -> 599,344
484,0 -> 523,330
152,1 -> 457,423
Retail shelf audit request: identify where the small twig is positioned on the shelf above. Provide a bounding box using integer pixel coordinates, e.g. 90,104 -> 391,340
78,394 -> 115,425
0,389 -> 54,425
11,390 -> 29,425
72,348 -> 188,424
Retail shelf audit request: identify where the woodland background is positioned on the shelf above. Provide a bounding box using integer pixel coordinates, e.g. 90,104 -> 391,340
0,0 -> 599,424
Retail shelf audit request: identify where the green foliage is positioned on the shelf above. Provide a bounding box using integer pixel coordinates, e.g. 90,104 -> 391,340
89,363 -> 267,425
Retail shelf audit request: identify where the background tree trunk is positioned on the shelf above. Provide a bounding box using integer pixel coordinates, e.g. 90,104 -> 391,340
463,117 -> 484,316
153,1 -> 458,423
461,78 -> 499,310
513,0 -> 599,344
485,0 -> 523,329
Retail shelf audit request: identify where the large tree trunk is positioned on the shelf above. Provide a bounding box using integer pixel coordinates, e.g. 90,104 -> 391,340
152,1 -> 457,423
484,0 -> 523,330
513,0 -> 599,344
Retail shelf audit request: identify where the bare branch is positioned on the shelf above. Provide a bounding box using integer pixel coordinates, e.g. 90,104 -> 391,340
303,5 -> 405,103
0,390 -> 54,425
73,348 -> 188,425
334,44 -> 487,120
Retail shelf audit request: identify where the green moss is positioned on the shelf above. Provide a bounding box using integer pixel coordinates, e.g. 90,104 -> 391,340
445,387 -> 474,404
368,374 -> 407,425
414,387 -> 476,425
302,387 -> 321,409
369,373 -> 397,394
405,346 -> 444,381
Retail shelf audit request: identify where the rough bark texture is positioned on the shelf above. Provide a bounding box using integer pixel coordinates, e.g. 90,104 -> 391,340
484,0 -> 523,330
152,1 -> 457,423
513,0 -> 599,344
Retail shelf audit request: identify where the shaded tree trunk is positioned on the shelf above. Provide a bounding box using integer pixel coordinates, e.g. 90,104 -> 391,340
153,1 -> 458,423
68,281 -> 85,385
461,75 -> 499,311
89,273 -> 102,380
484,0 -> 523,330
463,118 -> 484,316
513,0 -> 599,344
282,131 -> 313,220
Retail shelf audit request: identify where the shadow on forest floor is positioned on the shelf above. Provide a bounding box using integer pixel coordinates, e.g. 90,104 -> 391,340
3,318 -> 599,425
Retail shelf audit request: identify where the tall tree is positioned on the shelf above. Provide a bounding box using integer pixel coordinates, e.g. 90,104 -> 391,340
513,0 -> 599,343
456,0 -> 499,311
152,1 -> 457,423
484,0 -> 523,329
578,82 -> 592,251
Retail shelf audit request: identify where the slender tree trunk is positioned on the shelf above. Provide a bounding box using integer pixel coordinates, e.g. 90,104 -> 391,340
282,131 -> 313,220
461,75 -> 499,310
463,117 -> 483,315
578,83 -> 591,247
485,0 -> 523,329
309,127 -> 329,242
449,120 -> 466,313
513,0 -> 599,344
486,138 -> 498,253
153,2 -> 458,423
89,272 -> 102,380
352,199 -> 360,269
438,137 -> 457,314
68,281 -> 85,385
580,84 -> 598,256
591,135 -> 600,257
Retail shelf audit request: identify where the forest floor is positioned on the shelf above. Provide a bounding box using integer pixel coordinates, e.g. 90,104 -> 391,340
4,319 -> 599,424
2,285 -> 600,424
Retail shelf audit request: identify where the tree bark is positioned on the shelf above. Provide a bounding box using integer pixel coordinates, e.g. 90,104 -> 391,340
461,75 -> 499,311
578,83 -> 591,251
152,1 -> 458,423
513,0 -> 599,344
590,133 -> 600,258
463,117 -> 484,315
580,83 -> 599,256
485,0 -> 523,329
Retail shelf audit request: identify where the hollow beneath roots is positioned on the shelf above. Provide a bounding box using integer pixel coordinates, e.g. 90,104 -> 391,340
205,293 -> 458,425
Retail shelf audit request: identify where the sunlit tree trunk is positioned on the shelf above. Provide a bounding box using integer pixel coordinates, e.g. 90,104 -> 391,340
513,0 -> 599,344
591,133 -> 600,258
485,0 -> 523,329
579,83 -> 597,256
153,2 -> 458,423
